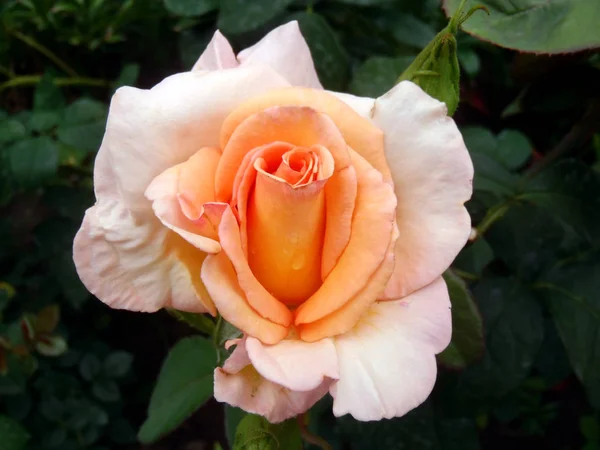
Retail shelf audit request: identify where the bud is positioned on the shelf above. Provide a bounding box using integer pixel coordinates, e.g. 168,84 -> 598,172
233,415 -> 301,450
398,0 -> 488,115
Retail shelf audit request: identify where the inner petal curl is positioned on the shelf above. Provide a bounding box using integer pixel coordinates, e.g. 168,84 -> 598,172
246,144 -> 334,306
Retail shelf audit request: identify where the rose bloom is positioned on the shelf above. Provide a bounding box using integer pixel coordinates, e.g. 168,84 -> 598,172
73,22 -> 473,423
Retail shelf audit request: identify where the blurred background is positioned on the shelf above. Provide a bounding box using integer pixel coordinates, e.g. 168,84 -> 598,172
1,0 -> 599,449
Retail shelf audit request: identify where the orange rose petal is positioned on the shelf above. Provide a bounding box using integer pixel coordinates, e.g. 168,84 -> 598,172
218,88 -> 389,188
321,164 -> 357,279
233,142 -> 295,254
201,252 -> 288,344
294,150 -> 397,325
145,147 -> 223,253
218,207 -> 293,327
298,224 -> 399,342
247,165 -> 328,306
216,106 -> 350,202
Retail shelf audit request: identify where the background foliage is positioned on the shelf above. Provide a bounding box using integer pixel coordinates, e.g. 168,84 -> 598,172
1,0 -> 600,449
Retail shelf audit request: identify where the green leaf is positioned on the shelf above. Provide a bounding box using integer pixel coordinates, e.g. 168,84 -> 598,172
179,28 -> 215,70
437,271 -> 484,369
291,13 -> 349,91
453,237 -> 494,275
443,0 -> 600,54
495,129 -> 532,170
103,351 -> 133,378
8,137 -> 59,187
80,354 -> 102,381
332,0 -> 395,4
138,336 -> 216,443
521,159 -> 600,245
349,56 -> 415,98
233,414 -> 302,450
0,415 -> 30,450
57,98 -> 107,152
543,259 -> 600,409
218,0 -> 293,34
29,110 -> 62,133
112,63 -> 140,92
164,0 -> 219,17
338,402 -> 439,450
34,74 -> 65,111
92,380 -> 121,402
225,406 -> 246,447
458,48 -> 481,78
0,120 -> 27,144
464,127 -> 532,171
486,205 -> 565,280
391,14 -> 437,49
458,277 -> 544,399
167,309 -> 215,334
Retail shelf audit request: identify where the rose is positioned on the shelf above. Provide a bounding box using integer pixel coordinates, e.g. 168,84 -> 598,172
73,22 -> 473,423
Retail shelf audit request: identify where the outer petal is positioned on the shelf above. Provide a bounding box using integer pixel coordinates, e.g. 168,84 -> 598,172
245,336 -> 339,391
330,277 -> 452,421
94,66 -> 289,213
237,21 -> 322,89
73,199 -> 214,314
192,30 -> 239,71
201,251 -> 289,345
145,147 -> 222,254
371,81 -> 473,299
215,341 -> 330,423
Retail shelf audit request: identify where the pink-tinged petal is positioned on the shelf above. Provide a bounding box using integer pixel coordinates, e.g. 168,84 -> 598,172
245,336 -> 339,392
73,199 -> 215,314
330,277 -> 451,421
295,150 -> 397,325
371,81 -> 473,299
201,251 -> 288,345
237,21 -> 322,89
94,66 -> 289,213
145,147 -> 222,254
192,30 -> 239,71
299,224 -> 398,342
218,208 -> 293,327
215,341 -> 331,423
329,91 -> 376,118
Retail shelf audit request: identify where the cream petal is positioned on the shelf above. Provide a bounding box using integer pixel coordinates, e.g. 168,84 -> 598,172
237,21 -> 322,89
73,198 -> 214,314
95,66 -> 289,214
192,30 -> 239,71
371,81 -> 474,299
215,340 -> 331,423
330,277 -> 451,421
245,336 -> 339,392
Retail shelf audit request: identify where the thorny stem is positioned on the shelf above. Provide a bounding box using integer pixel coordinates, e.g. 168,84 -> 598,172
297,414 -> 332,450
11,30 -> 79,77
0,75 -> 108,92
